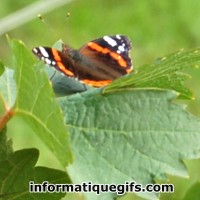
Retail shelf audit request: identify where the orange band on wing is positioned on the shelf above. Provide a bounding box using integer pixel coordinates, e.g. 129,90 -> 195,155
88,42 -> 109,54
110,52 -> 127,67
52,49 -> 75,76
88,42 -> 127,67
81,79 -> 112,87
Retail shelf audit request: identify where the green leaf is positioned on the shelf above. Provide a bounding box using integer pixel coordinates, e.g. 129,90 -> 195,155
60,89 -> 200,200
183,182 -> 200,200
8,39 -> 72,166
105,48 -> 200,99
0,147 -> 70,200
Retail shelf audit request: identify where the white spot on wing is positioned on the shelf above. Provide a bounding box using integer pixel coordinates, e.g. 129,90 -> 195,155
39,47 -> 49,58
33,48 -> 38,53
45,58 -> 51,65
103,36 -> 117,47
118,45 -> 125,52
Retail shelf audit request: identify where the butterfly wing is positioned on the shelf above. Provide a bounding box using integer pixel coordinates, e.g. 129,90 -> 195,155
32,46 -> 76,77
32,35 -> 133,87
77,35 -> 133,86
91,35 -> 132,66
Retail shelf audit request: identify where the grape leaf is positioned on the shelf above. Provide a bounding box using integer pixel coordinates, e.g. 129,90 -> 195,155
60,89 -> 200,200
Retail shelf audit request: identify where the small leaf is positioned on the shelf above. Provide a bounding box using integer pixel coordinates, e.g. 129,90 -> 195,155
60,89 -> 200,200
106,48 -> 200,99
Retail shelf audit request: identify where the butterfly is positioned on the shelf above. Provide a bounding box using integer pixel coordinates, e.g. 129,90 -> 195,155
32,35 -> 133,87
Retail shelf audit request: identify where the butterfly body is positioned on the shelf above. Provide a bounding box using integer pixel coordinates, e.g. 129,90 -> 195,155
32,35 -> 133,87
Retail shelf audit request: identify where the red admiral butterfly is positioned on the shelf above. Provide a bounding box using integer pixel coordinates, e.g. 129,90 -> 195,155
32,35 -> 133,87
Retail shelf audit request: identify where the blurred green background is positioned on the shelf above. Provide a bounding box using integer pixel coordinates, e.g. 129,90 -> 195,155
1,0 -> 200,200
